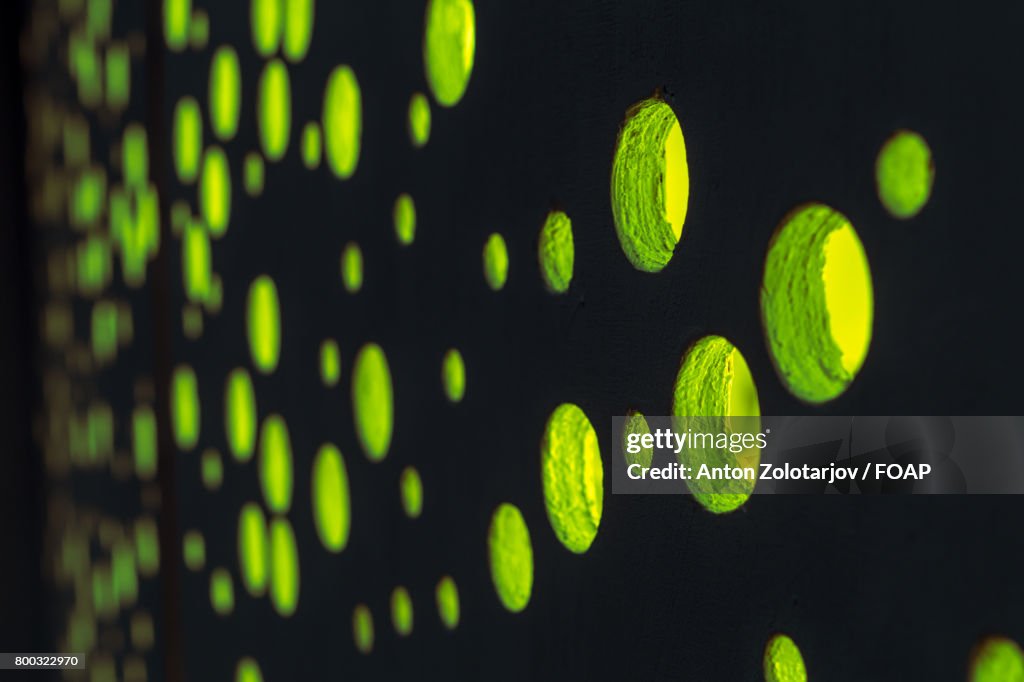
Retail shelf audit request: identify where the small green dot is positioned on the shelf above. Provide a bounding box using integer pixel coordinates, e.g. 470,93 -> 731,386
258,59 -> 291,162
201,448 -> 223,490
164,0 -> 192,52
235,657 -> 263,682
483,232 -> 508,291
246,275 -> 281,374
244,152 -> 265,196
251,0 -> 283,57
258,414 -> 293,514
268,517 -> 300,617
183,529 -> 206,571
393,193 -> 416,245
390,586 -> 414,637
171,364 -> 200,451
352,343 -> 393,461
210,567 -> 234,616
322,65 -> 362,180
408,92 -> 431,147
352,604 -> 374,654
435,575 -> 460,630
875,129 -> 934,219
423,0 -> 476,107
441,348 -> 465,402
319,338 -> 340,386
311,443 -> 350,553
199,146 -> 231,237
237,503 -> 268,597
283,0 -> 314,62
488,503 -> 533,613
225,368 -> 257,461
173,97 -> 202,184
400,466 -> 423,519
340,242 -> 363,293
301,122 -> 322,169
538,210 -> 574,293
209,46 -> 242,141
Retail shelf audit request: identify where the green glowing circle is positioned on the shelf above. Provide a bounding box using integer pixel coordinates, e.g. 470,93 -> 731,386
541,403 -> 603,553
441,348 -> 465,402
225,368 -> 257,462
319,339 -> 340,386
408,92 -> 431,148
322,65 -> 362,180
258,59 -> 291,162
352,604 -> 374,654
538,210 -> 574,293
423,0 -> 475,107
182,222 -> 211,302
610,97 -> 689,272
875,129 -> 934,220
400,466 -> 423,519
301,122 -> 321,170
283,0 -> 314,62
488,503 -> 533,613
235,658 -> 263,682
237,503 -> 268,597
259,415 -> 293,514
435,575 -> 460,630
393,193 -> 416,246
209,46 -> 241,142
201,448 -> 223,490
673,335 -> 761,514
268,517 -> 299,617
311,443 -> 350,553
209,567 -> 234,616
340,242 -> 363,293
173,97 -> 202,184
971,637 -> 1024,682
199,146 -> 231,237
390,586 -> 414,637
164,0 -> 191,52
352,343 -> 393,461
246,275 -> 281,375
251,0 -> 283,57
623,411 -> 652,468
183,529 -> 205,571
763,634 -> 807,682
483,233 -> 508,291
761,203 -> 873,403
171,364 -> 199,451
244,152 -> 265,197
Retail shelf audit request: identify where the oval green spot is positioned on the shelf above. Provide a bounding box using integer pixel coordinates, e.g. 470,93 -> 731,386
199,146 -> 231,237
209,46 -> 241,142
322,65 -> 362,180
268,517 -> 299,617
164,0 -> 191,52
244,152 -> 265,197
541,403 -> 603,553
132,405 -> 157,480
393,193 -> 416,246
182,221 -> 211,302
201,448 -> 223,490
171,364 -> 199,451
319,338 -> 340,386
246,275 -> 281,374
441,348 -> 465,403
235,657 -> 263,682
258,59 -> 291,162
761,203 -> 873,403
301,122 -> 321,169
283,0 -> 314,62
352,604 -> 374,654
312,443 -> 350,552
435,575 -> 459,630
173,97 -> 202,184
250,0 -> 283,57
400,466 -> 423,519
623,411 -> 652,468
408,92 -> 431,148
488,503 -> 533,613
340,242 -> 363,293
483,232 -> 508,291
763,633 -> 807,682
971,636 -> 1024,682
225,368 -> 257,462
183,529 -> 205,571
610,97 -> 689,272
423,0 -> 475,107
352,343 -> 393,461
237,503 -> 268,597
875,129 -> 934,219
259,415 -> 293,514
209,567 -> 234,616
538,210 -> 574,293
390,586 -> 413,637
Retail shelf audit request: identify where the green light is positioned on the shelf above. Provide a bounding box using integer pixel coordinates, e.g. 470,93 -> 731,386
483,232 -> 508,291
283,0 -> 314,62
112,540 -> 138,606
312,443 -> 350,552
352,604 -> 374,654
246,275 -> 281,374
971,637 -> 1024,682
441,348 -> 465,402
538,210 -> 574,293
183,529 -> 206,571
251,0 -> 283,57
134,517 -> 160,577
763,634 -> 807,682
209,46 -> 242,142
408,92 -> 431,148
201,448 -> 223,490
173,97 -> 202,184
269,517 -> 300,617
105,42 -> 129,112
392,193 -> 417,245
301,122 -> 322,169
182,221 -> 211,302
235,658 -> 263,682
184,302 -> 204,339
488,503 -> 533,613
322,65 -> 362,180
91,299 -> 117,363
171,364 -> 200,451
163,0 -> 191,52
132,405 -> 157,480
244,152 -> 265,196
400,466 -> 423,519
200,146 -> 231,237
435,575 -> 459,630
190,9 -> 209,49
259,414 -> 293,514
237,503 -> 268,597
352,343 -> 394,461
390,586 -> 414,637
423,0 -> 475,107
210,567 -> 235,616
672,335 -> 760,514
123,124 -> 148,188
610,97 -> 689,272
541,403 -> 603,553
92,562 -> 116,619
761,203 -> 873,403
623,411 -> 652,468
340,242 -> 363,293
225,368 -> 257,461
258,59 -> 291,162
876,129 -> 934,220
319,339 -> 340,386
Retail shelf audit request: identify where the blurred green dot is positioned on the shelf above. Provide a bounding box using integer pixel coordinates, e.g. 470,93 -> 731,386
312,443 -> 350,552
246,275 -> 281,374
225,368 -> 257,461
283,0 -> 314,62
105,42 -> 130,112
319,338 -> 340,386
538,210 -> 574,294
173,97 -> 202,184
488,503 -> 533,613
971,636 -> 1024,682
189,9 -> 209,49
238,503 -> 268,597
259,414 -> 293,514
199,146 -> 231,237
251,0 -> 283,57
393,193 -> 416,245
408,92 -> 431,148
209,46 -> 242,141
182,221 -> 211,302
301,122 -> 322,169
244,152 -> 265,196
210,567 -> 234,616
423,0 -> 475,107
171,364 -> 200,451
269,517 -> 299,617
183,529 -> 205,571
164,0 -> 191,52
390,586 -> 413,637
258,59 -> 291,162
483,232 -> 508,291
400,466 -> 423,519
322,65 -> 361,180
235,658 -> 263,682
875,129 -> 934,219
201,448 -> 223,490
352,343 -> 393,461
352,604 -> 373,654
122,123 -> 149,187
441,348 -> 465,402
435,575 -> 459,630
132,405 -> 157,480
340,242 -> 363,293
